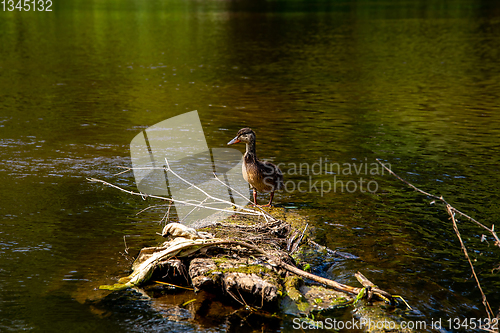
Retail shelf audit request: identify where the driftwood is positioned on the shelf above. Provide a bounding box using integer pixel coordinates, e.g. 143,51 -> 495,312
100,220 -> 402,311
92,162 -> 410,329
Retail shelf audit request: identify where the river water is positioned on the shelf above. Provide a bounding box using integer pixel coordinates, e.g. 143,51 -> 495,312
1,0 -> 500,332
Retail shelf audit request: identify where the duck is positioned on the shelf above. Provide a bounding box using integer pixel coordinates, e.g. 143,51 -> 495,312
227,127 -> 283,207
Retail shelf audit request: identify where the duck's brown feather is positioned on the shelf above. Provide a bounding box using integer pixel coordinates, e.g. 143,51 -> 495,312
243,158 -> 283,193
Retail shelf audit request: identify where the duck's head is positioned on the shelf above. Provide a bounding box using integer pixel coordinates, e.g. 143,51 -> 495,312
227,127 -> 256,145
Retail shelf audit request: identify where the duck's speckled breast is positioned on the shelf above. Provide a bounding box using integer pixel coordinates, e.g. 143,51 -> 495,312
242,158 -> 281,193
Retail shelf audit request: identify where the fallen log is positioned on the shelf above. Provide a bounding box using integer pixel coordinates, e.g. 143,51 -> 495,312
100,219 -> 400,309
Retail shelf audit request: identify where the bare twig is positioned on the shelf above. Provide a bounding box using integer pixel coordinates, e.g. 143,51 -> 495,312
89,160 -> 278,223
87,177 -> 264,217
213,172 -> 252,205
376,159 -> 500,246
113,167 -> 133,177
180,197 -> 209,223
159,202 -> 172,225
123,235 -> 129,254
152,280 -> 194,291
376,159 -> 445,201
119,235 -> 133,262
290,223 -> 308,254
376,158 -> 496,319
163,157 -> 267,218
135,205 -> 160,216
144,238 -> 390,299
447,205 -> 494,319
212,240 -> 368,298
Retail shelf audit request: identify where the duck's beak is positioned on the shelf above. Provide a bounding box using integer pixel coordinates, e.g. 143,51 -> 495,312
227,136 -> 241,145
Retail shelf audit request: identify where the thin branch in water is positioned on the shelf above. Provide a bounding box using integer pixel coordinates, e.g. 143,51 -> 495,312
136,205 -> 159,216
290,223 -> 308,254
87,177 -> 264,217
236,288 -> 250,309
153,280 -> 194,291
88,159 -> 279,231
180,197 -> 209,224
115,161 -> 270,218
376,159 -> 500,245
119,235 -> 133,262
375,159 -> 443,202
447,205 -> 494,320
213,172 -> 252,205
113,163 -> 264,220
376,158 -> 496,319
159,202 -> 173,225
113,167 -> 132,177
448,206 -> 500,246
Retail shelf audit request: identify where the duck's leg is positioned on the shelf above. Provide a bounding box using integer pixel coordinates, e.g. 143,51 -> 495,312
260,191 -> 274,207
253,188 -> 258,206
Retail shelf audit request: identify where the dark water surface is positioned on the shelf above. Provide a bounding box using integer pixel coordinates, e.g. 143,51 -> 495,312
1,0 -> 500,332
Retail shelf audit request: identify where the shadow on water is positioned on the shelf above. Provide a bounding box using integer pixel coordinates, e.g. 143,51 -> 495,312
86,288 -> 283,332
1,0 -> 500,332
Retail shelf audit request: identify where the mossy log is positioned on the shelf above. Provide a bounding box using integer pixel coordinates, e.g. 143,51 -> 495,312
100,208 -> 411,331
